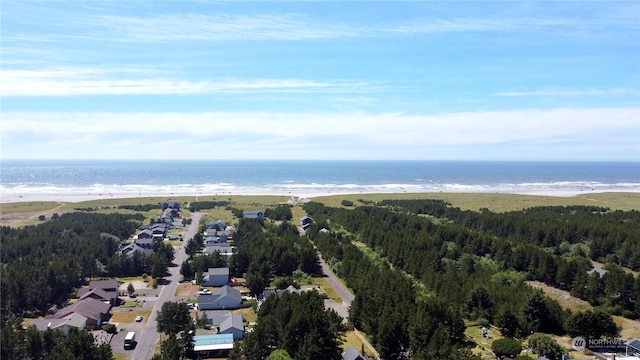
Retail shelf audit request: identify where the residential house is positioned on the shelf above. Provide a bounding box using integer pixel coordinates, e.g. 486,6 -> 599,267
219,313 -> 244,340
136,229 -> 154,245
204,228 -> 217,238
120,242 -> 154,257
163,201 -> 180,211
204,243 -> 234,256
587,265 -> 609,277
262,285 -> 300,300
243,210 -> 264,219
55,298 -> 110,330
342,344 -> 367,360
30,313 -> 87,336
193,333 -> 234,358
151,224 -> 167,240
196,310 -> 231,326
300,215 -> 314,229
77,280 -> 120,306
195,310 -> 245,340
197,285 -> 242,310
202,267 -> 230,287
628,338 -> 640,356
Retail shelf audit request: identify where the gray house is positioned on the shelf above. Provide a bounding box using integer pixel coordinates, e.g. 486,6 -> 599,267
243,210 -> 264,219
219,313 -> 245,340
202,267 -> 230,287
628,338 -> 640,356
197,285 -> 242,310
30,313 -> 87,336
342,344 -> 367,360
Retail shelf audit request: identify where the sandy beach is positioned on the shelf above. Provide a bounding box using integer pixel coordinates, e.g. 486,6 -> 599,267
2,188 -> 639,204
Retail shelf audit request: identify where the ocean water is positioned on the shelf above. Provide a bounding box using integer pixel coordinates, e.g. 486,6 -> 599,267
1,160 -> 639,198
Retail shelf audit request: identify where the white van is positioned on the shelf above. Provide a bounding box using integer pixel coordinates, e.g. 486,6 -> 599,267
124,331 -> 136,349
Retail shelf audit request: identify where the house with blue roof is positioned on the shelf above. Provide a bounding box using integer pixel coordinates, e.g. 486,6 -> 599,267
193,333 -> 234,358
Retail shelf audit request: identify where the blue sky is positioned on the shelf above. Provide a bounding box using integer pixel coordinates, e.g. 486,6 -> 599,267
1,1 -> 639,160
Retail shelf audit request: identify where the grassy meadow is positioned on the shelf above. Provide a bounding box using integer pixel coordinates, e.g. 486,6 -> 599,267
2,192 -> 638,228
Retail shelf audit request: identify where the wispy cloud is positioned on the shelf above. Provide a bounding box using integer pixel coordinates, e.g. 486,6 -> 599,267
25,11 -> 633,43
495,88 -> 636,97
87,13 -> 360,42
2,108 -> 637,160
0,68 -> 376,96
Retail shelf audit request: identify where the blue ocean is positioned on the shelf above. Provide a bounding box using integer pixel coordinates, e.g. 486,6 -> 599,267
1,160 -> 639,199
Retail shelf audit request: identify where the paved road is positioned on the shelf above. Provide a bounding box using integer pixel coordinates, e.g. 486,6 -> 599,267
301,226 -> 380,359
132,212 -> 202,360
319,254 -> 353,321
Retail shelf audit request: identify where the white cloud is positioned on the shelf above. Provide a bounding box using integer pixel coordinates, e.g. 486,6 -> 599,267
2,108 -> 637,160
0,69 -> 374,96
495,88 -> 635,97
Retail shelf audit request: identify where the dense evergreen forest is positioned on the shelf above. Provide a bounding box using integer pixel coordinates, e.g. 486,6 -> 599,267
1,322 -> 113,360
230,218 -> 322,295
0,212 -> 175,320
303,200 -> 639,359
229,290 -> 344,360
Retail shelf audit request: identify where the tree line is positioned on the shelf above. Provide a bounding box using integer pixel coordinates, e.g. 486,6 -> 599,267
303,200 -> 630,359
229,291 -> 344,360
1,212 -> 175,321
229,219 -> 321,296
1,319 -> 113,360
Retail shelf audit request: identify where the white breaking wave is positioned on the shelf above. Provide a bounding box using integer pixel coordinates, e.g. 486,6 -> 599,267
1,180 -> 639,203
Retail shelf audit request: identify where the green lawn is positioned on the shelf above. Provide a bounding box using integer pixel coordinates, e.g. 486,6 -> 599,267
464,325 -> 503,357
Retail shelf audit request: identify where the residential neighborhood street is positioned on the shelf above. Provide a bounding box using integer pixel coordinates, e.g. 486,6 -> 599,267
132,212 -> 202,360
318,254 -> 353,321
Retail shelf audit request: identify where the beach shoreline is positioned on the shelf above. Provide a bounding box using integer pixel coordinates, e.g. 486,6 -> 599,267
2,189 -> 639,204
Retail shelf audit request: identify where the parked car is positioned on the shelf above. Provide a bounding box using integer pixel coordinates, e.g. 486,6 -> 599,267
135,315 -> 143,322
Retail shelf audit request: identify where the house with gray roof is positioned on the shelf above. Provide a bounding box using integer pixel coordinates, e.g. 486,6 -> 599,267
342,344 -> 367,360
197,310 -> 231,327
120,242 -> 154,257
77,280 -> 120,305
55,298 -> 110,330
243,210 -> 264,219
30,313 -> 87,336
220,313 -> 244,340
204,243 -> 234,256
262,285 -> 300,300
628,338 -> 640,356
587,265 -> 609,277
202,267 -> 230,287
197,285 -> 242,310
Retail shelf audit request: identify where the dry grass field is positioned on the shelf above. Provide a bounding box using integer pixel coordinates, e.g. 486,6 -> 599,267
312,191 -> 640,212
2,192 -> 638,228
110,309 -> 151,323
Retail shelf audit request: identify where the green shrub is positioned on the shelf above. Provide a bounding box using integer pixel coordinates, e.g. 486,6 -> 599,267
102,323 -> 117,334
